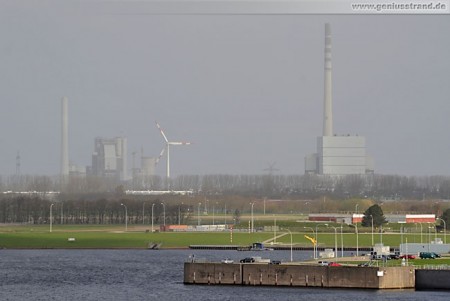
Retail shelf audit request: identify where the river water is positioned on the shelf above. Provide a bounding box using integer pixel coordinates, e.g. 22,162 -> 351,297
0,249 -> 449,301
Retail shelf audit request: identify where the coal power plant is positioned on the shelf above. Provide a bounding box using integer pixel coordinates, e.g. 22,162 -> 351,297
57,24 -> 376,187
305,24 -> 374,176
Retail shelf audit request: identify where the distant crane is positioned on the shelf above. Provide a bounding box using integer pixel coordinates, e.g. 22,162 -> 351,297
16,151 -> 21,176
155,121 -> 191,180
264,162 -> 279,175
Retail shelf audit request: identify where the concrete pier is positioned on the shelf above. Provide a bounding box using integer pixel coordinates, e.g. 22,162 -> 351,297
184,262 -> 415,289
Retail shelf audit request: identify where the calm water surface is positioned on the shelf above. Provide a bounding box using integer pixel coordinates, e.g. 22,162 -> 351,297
0,249 -> 449,301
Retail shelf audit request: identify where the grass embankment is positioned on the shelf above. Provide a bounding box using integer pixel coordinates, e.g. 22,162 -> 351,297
0,223 -> 448,250
0,225 -> 274,249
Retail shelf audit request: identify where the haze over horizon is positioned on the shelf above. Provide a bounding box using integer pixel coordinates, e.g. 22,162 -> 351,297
0,2 -> 449,177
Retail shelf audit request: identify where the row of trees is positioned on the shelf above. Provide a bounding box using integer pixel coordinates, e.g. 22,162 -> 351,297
3,173 -> 450,200
2,193 -> 450,226
0,196 -> 194,225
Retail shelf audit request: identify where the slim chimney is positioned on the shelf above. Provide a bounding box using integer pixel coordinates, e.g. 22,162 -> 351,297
61,97 -> 69,177
323,23 -> 333,137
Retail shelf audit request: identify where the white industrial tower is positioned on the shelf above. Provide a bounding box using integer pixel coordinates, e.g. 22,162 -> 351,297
305,24 -> 374,175
323,23 -> 333,137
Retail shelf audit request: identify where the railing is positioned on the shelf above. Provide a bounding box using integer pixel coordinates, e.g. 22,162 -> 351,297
414,264 -> 450,270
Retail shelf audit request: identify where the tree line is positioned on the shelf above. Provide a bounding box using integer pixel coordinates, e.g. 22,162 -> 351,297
2,173 -> 450,200
0,196 -> 193,225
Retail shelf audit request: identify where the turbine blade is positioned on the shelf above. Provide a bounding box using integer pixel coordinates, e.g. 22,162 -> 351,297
169,142 -> 191,145
155,147 -> 165,165
155,121 -> 169,143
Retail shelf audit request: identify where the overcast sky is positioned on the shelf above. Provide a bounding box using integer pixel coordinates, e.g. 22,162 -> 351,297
0,1 -> 449,177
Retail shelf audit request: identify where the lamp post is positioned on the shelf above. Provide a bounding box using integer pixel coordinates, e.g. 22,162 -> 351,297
121,203 -> 127,232
49,203 -> 54,233
329,226 -> 338,258
437,217 -> 446,244
142,202 -> 146,225
198,202 -> 201,226
224,203 -> 227,225
151,203 -> 155,233
428,226 -> 432,252
370,214 -> 374,246
161,202 -> 166,227
287,229 -> 293,262
304,227 -> 316,259
419,223 -> 423,243
315,224 -> 328,259
355,204 -> 359,256
380,224 -> 383,244
340,224 -> 344,257
213,202 -> 217,226
250,202 -> 255,233
178,202 -> 183,225
274,215 -> 277,244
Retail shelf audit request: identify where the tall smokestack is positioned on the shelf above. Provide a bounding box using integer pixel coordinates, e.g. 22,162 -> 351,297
323,23 -> 333,137
61,97 -> 69,178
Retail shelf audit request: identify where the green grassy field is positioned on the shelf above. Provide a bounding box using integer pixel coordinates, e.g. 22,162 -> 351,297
0,225 -> 275,248
0,223 -> 447,250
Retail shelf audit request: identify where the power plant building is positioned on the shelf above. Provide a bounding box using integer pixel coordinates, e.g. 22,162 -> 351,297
92,137 -> 128,181
305,24 -> 374,175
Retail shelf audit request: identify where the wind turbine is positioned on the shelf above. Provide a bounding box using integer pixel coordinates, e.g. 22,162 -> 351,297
156,121 -> 191,180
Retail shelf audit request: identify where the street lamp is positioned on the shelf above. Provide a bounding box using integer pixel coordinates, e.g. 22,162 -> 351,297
340,224 -> 344,257
224,203 -> 227,225
415,222 -> 423,244
437,217 -> 447,244
274,215 -> 277,244
380,224 -> 383,244
178,202 -> 184,225
355,204 -> 359,256
198,202 -> 201,226
49,203 -> 54,233
121,203 -> 128,232
61,202 -> 63,225
315,223 -> 328,259
428,226 -> 433,252
213,202 -> 218,226
250,202 -> 255,233
151,203 -> 155,233
328,226 -> 338,258
286,229 -> 293,262
304,226 -> 316,259
370,214 -> 374,246
142,202 -> 146,225
161,202 -> 166,227
356,224 -> 359,256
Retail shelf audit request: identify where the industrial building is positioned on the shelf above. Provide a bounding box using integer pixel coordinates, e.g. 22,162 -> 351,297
305,24 -> 374,175
91,137 -> 128,181
308,213 -> 436,224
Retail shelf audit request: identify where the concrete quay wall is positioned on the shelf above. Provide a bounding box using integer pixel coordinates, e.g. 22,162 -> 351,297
416,270 -> 450,290
184,262 -> 242,285
184,263 -> 415,289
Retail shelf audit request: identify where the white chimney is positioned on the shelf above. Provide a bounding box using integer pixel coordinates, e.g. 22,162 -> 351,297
323,23 -> 333,137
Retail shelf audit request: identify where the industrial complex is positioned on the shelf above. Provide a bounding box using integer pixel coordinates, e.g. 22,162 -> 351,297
60,24 -> 375,185
305,24 -> 374,175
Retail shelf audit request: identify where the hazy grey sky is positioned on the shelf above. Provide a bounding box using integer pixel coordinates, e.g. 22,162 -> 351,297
0,1 -> 449,177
